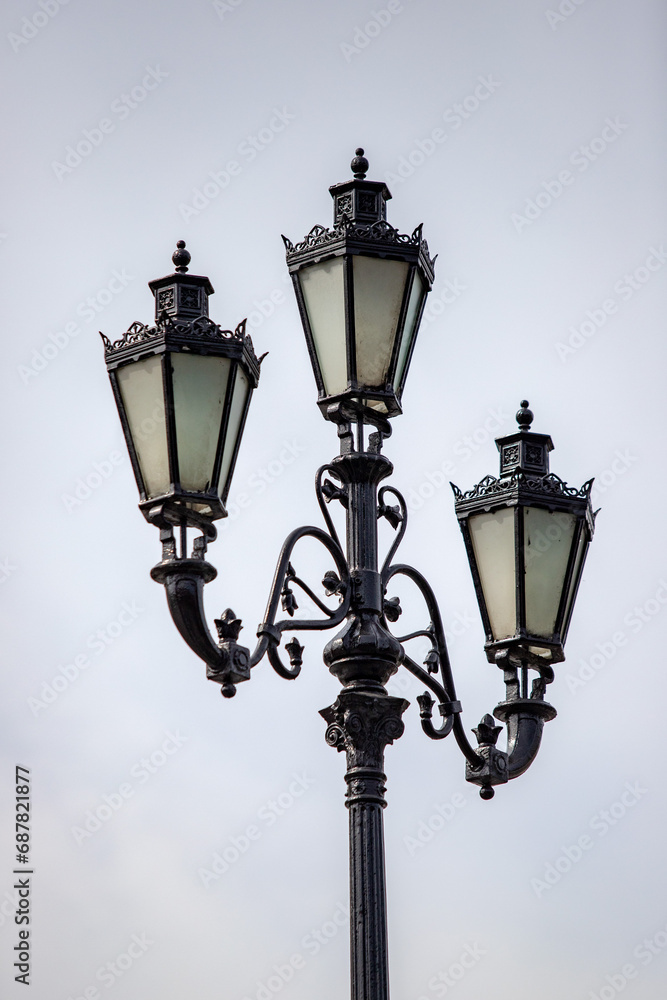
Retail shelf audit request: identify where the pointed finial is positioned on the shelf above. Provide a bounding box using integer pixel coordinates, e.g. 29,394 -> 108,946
516,399 -> 533,431
351,147 -> 368,179
172,239 -> 191,273
472,713 -> 503,746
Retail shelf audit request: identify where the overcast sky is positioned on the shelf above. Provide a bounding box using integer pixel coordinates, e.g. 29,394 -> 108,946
1,1 -> 666,999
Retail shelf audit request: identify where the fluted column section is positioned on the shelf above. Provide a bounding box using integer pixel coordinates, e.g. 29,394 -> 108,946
321,690 -> 408,1000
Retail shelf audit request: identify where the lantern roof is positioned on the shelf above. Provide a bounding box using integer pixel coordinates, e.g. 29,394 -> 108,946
452,401 -> 595,529
101,242 -> 261,385
282,148 -> 436,286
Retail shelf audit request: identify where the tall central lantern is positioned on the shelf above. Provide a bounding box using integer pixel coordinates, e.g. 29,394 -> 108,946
283,148 -> 435,419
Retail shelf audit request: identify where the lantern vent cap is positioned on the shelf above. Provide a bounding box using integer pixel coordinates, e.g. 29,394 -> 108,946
148,241 -> 215,322
494,399 -> 554,478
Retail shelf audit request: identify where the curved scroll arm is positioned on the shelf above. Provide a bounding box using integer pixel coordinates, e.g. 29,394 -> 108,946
250,525 -> 351,679
315,465 -> 344,553
383,562 -> 483,769
378,486 -> 408,577
400,651 -> 454,740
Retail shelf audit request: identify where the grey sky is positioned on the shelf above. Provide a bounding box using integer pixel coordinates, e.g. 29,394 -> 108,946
1,1 -> 665,999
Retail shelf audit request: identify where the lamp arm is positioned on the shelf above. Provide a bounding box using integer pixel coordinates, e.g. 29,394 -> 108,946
504,709 -> 549,779
149,512 -> 349,694
493,654 -> 557,780
150,556 -> 224,669
382,562 -> 483,768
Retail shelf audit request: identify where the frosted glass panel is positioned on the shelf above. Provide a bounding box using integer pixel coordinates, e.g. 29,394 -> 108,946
470,508 -> 516,639
299,259 -> 347,395
524,508 -> 576,637
562,526 -> 588,639
117,356 -> 169,498
172,353 -> 232,492
393,271 -> 424,390
353,256 -> 409,386
217,367 -> 250,499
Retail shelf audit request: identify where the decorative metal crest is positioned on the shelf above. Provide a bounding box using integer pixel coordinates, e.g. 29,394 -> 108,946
101,314 -> 254,359
451,472 -> 593,502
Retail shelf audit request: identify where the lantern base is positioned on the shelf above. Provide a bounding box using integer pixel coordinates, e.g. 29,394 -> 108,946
140,494 -> 226,529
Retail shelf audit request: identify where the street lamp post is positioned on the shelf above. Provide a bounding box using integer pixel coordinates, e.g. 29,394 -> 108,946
102,150 -> 596,1000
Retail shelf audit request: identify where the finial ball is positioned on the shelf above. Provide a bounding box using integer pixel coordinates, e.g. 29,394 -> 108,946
516,400 -> 534,431
351,147 -> 369,179
172,240 -> 191,273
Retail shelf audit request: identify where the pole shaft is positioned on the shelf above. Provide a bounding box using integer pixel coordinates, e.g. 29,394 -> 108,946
322,691 -> 408,1000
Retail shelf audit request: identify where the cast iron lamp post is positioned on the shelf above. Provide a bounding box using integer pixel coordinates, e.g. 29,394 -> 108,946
102,149 -> 595,1000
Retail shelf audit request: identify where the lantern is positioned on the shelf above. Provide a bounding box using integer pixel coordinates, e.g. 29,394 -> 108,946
284,148 -> 435,419
453,401 -> 595,664
102,241 -> 260,523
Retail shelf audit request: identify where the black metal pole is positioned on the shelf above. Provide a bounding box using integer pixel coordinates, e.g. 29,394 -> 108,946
322,691 -> 407,1000
321,436 -> 407,1000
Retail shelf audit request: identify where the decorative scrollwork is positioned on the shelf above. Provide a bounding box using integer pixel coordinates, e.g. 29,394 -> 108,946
452,471 -> 593,502
378,486 -> 408,577
283,219 -> 436,273
101,315 -> 253,358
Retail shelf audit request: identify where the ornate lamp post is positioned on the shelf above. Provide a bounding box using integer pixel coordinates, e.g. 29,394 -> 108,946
102,150 -> 595,1000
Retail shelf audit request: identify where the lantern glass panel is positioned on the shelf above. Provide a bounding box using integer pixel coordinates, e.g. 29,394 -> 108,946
561,525 -> 588,639
172,353 -> 232,492
299,258 -> 347,396
393,270 -> 424,391
523,508 -> 576,637
216,366 -> 250,500
117,355 -> 168,498
353,256 -> 409,386
470,508 -> 516,639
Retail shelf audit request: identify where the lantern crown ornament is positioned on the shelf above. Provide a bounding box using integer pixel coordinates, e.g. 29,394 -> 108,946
452,401 -> 596,666
101,241 -> 261,526
283,148 -> 436,420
